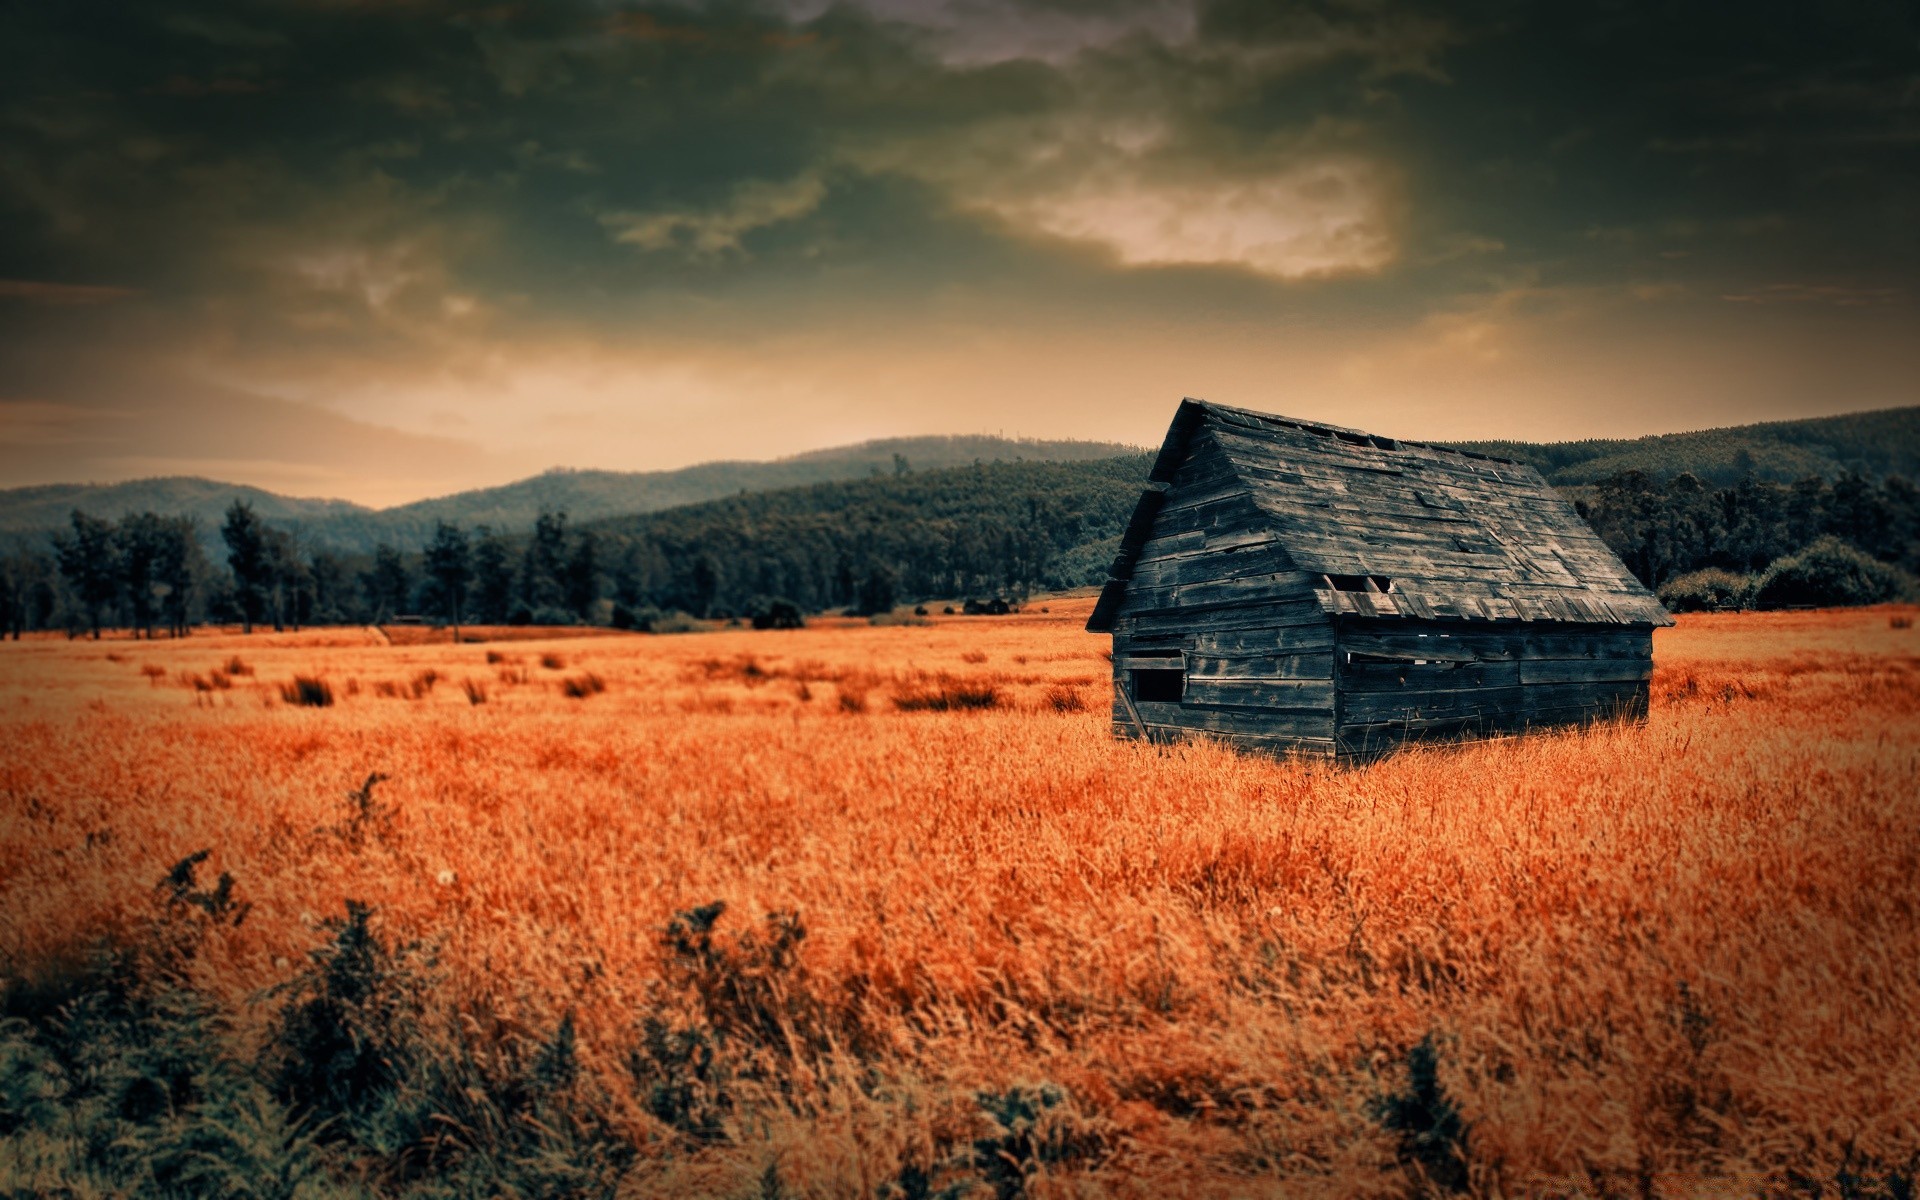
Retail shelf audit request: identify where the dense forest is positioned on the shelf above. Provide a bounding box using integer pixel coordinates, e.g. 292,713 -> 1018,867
4,445 -> 1917,639
1450,405 -> 1920,487
6,408 -> 1916,557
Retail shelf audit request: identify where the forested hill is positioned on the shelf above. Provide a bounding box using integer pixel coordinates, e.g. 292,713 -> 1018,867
580,455 -> 1153,616
1443,406 -> 1920,487
0,478 -> 370,538
0,434 -> 1140,554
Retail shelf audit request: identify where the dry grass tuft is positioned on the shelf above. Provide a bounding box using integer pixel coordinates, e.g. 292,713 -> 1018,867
892,675 -> 1001,712
560,671 -> 606,699
277,675 -> 334,707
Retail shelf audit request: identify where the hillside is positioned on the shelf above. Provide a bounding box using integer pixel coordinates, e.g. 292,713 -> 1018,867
583,454 -> 1154,616
5,408 -> 1914,566
1445,406 -> 1920,486
0,478 -> 369,538
0,435 -> 1140,555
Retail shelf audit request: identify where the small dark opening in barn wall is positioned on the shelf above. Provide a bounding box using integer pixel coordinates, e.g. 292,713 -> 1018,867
1132,667 -> 1185,702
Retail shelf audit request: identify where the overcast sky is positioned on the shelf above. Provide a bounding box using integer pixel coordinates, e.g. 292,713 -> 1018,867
2,0 -> 1915,505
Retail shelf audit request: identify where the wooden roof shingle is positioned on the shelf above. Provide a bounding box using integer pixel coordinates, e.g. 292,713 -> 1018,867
1088,399 -> 1673,632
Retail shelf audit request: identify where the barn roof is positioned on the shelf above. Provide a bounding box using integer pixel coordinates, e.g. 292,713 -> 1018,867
1088,398 -> 1674,632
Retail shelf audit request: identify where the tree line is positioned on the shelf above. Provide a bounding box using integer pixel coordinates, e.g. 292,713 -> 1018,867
1574,469 -> 1919,587
2,455 -> 1914,639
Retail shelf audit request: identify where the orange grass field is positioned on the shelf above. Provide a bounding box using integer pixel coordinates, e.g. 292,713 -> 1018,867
2,601 -> 1918,1197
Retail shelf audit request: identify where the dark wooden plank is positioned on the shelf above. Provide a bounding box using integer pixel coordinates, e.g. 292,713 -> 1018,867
1522,680 -> 1648,718
1187,652 -> 1333,681
1341,685 -> 1528,726
1192,622 -> 1336,653
1338,622 -> 1652,662
1134,700 -> 1335,740
1127,544 -> 1294,589
1183,678 -> 1337,709
1115,721 -> 1339,757
1338,659 -> 1520,692
1130,606 -> 1331,639
1118,571 -> 1322,617
1518,659 -> 1653,686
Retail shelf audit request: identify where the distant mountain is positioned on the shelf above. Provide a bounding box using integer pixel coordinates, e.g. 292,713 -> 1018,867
0,434 -> 1140,555
0,478 -> 369,538
1444,406 -> 1920,487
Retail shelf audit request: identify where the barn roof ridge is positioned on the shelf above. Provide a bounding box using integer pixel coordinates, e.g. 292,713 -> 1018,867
1148,397 -> 1516,484
1091,398 -> 1672,632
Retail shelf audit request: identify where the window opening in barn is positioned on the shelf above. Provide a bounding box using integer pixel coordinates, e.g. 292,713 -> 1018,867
1127,649 -> 1185,703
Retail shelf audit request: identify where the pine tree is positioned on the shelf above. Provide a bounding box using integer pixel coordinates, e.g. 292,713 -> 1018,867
54,510 -> 121,639
424,521 -> 472,640
221,501 -> 270,634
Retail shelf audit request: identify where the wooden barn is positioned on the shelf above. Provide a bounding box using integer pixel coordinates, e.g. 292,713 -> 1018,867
1088,399 -> 1672,758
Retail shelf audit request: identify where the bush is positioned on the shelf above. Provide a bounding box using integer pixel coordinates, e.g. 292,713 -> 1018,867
1751,537 -> 1915,610
748,597 -> 805,630
973,1084 -> 1113,1199
1657,567 -> 1754,612
269,900 -> 422,1126
650,611 -> 707,635
560,672 -> 606,699
278,676 -> 334,707
1371,1034 -> 1470,1194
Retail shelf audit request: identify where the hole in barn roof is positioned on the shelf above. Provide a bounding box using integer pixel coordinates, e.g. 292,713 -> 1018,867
1325,574 -> 1393,594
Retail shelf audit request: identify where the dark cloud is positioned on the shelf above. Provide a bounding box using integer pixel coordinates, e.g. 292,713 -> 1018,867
0,0 -> 1912,499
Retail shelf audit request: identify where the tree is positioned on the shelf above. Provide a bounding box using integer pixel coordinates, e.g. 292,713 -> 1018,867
54,510 -> 121,639
521,510 -> 569,611
855,565 -> 896,617
222,501 -> 270,634
0,556 -> 21,640
308,550 -> 352,625
261,527 -> 306,632
471,527 -> 515,624
362,544 -> 410,624
424,521 -> 472,640
688,554 -> 720,619
117,512 -> 169,638
564,531 -> 598,620
154,516 -> 202,637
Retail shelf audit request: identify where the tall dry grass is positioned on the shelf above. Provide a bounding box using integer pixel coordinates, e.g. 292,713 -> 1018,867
0,602 -> 1916,1196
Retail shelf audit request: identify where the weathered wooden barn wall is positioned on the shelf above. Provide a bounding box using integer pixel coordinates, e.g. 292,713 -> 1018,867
1332,620 -> 1653,757
1106,427 -> 1337,753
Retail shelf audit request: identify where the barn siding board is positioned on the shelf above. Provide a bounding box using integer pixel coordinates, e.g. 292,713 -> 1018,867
1184,678 -> 1337,709
1192,623 -> 1336,652
1518,658 -> 1654,685
1136,702 -> 1335,741
1339,659 -> 1522,692
1188,652 -> 1334,681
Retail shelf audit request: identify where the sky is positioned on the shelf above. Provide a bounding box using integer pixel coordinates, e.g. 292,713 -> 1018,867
2,0 -> 1915,506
